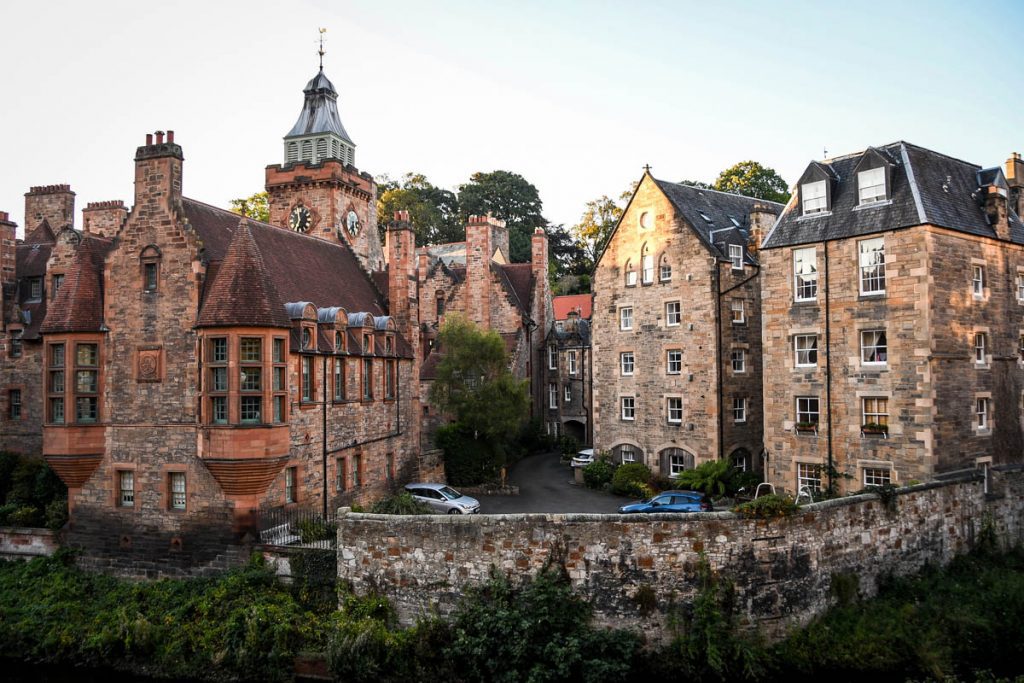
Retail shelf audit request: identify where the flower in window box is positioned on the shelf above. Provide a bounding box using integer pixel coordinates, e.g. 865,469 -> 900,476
861,422 -> 889,436
795,421 -> 818,433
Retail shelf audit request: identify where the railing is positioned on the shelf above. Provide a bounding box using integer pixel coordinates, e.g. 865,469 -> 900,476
255,505 -> 338,549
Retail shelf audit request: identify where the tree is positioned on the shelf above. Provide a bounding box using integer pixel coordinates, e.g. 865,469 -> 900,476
458,171 -> 547,263
229,191 -> 269,223
570,195 -> 622,274
376,173 -> 461,247
429,314 -> 529,441
713,161 -> 791,204
677,179 -> 712,189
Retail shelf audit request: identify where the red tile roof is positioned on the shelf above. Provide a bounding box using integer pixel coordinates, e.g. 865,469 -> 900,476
552,294 -> 592,320
40,238 -> 106,333
496,263 -> 534,313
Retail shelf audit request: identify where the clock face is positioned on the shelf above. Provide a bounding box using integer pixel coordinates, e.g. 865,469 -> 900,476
289,206 -> 310,233
346,210 -> 360,236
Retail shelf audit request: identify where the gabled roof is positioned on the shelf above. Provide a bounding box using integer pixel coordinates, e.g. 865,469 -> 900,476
285,68 -> 354,145
552,294 -> 592,321
495,263 -> 534,314
196,219 -> 290,328
764,141 -> 1024,249
24,218 -> 57,245
40,239 -> 106,334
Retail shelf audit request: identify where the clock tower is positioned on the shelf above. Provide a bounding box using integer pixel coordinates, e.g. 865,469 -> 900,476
265,60 -> 384,272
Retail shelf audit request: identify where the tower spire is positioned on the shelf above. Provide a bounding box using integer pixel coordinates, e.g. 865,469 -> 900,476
318,27 -> 326,71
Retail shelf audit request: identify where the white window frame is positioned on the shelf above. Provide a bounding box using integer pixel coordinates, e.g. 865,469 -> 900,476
667,397 -> 683,424
625,270 -> 637,287
976,397 -> 990,431
974,332 -> 988,365
641,254 -> 654,284
620,351 -> 635,376
564,385 -> 572,403
1017,274 -> 1024,303
793,247 -> 818,302
620,445 -> 636,463
794,334 -> 817,367
170,472 -> 186,510
731,349 -> 746,374
621,396 -> 635,421
620,306 -> 633,331
802,180 -> 827,215
862,397 -> 889,428
669,454 -> 689,476
731,299 -> 745,324
733,397 -> 747,423
972,265 -> 985,298
796,396 -> 820,425
567,350 -> 577,375
863,467 -> 892,486
666,349 -> 682,375
858,237 -> 886,296
729,244 -> 743,270
548,383 -> 558,409
659,263 -> 672,282
797,463 -> 822,494
547,345 -> 557,370
858,167 -> 886,205
665,301 -> 681,326
118,470 -> 134,507
861,330 -> 888,365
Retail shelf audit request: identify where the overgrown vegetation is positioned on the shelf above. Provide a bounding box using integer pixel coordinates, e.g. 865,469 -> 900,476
0,451 -> 67,530
611,462 -> 653,498
676,459 -> 746,499
582,458 -> 615,489
369,492 -> 432,516
732,493 -> 799,519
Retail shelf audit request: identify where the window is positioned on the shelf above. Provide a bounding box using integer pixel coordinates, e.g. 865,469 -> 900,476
729,244 -> 743,270
208,337 -> 229,422
858,167 -> 886,204
802,180 -> 827,215
8,389 -> 21,419
619,307 -> 633,331
862,397 -> 889,429
974,332 -> 988,365
352,454 -> 362,487
642,254 -> 654,284
666,349 -> 682,375
976,398 -> 990,430
731,349 -> 746,373
796,396 -> 819,427
169,472 -> 186,510
240,396 -> 261,423
362,358 -> 373,400
334,358 -> 345,401
212,397 -> 227,423
667,397 -> 683,424
621,396 -> 635,421
211,337 -> 228,362
52,273 -> 64,298
730,299 -> 745,324
665,301 -> 681,326
272,337 -> 287,421
335,331 -> 344,353
1017,274 -> 1024,302
362,333 -> 372,354
10,330 -> 22,358
794,334 -> 817,367
239,338 -> 261,423
75,343 -> 98,423
385,360 -> 396,399
625,270 -> 637,287
302,356 -> 313,401
797,463 -> 822,494
972,265 -> 985,297
659,263 -> 672,282
564,385 -> 572,403
549,384 -> 557,409
861,330 -> 888,365
28,277 -> 42,301
620,352 -> 635,376
858,237 -> 886,295
793,247 -> 817,301
548,345 -> 558,370
639,211 -> 651,229
620,445 -> 636,463
863,468 -> 892,486
568,350 -> 577,375
118,470 -> 134,507
285,467 -> 297,503
240,366 -> 261,391
669,452 -> 691,476
733,397 -> 747,423
1019,334 -> 1024,362
143,262 -> 158,292
336,457 -> 347,491
436,294 -> 445,317
48,343 -> 65,423
301,327 -> 312,350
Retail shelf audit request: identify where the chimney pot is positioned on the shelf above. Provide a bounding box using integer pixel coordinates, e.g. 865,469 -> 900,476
167,130 -> 174,143
146,133 -> 153,145
155,131 -> 164,144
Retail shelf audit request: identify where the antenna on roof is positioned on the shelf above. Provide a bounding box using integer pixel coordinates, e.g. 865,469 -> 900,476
823,146 -> 828,160
318,27 -> 327,71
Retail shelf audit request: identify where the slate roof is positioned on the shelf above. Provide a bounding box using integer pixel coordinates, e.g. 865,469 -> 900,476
653,179 -> 784,265
552,294 -> 592,321
285,68 -> 355,145
184,198 -> 387,320
548,317 -> 590,346
763,141 -> 1024,249
10,221 -> 57,339
495,263 -> 534,314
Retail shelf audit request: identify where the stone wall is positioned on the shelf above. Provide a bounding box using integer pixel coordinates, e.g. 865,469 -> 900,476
338,467 -> 1024,641
0,526 -> 59,560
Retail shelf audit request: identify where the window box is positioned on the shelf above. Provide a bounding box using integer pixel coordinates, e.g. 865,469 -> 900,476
861,422 -> 889,437
795,421 -> 818,434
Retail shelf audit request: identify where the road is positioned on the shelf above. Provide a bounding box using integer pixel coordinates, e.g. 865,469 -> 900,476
475,451 -> 631,514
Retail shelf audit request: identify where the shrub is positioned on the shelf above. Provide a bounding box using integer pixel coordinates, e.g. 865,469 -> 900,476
582,459 -> 615,489
611,462 -> 652,497
675,459 -> 737,499
435,424 -> 504,486
369,492 -> 432,516
556,434 -> 581,458
44,498 -> 68,531
297,518 -> 338,543
732,493 -> 799,519
7,505 -> 43,527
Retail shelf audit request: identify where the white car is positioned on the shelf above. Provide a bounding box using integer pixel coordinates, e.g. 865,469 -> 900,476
571,448 -> 595,468
404,483 -> 480,514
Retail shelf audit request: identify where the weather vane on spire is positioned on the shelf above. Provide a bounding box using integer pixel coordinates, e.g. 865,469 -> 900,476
318,27 -> 327,70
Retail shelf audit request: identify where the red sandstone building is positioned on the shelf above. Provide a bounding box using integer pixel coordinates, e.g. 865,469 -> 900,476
0,68 -> 423,573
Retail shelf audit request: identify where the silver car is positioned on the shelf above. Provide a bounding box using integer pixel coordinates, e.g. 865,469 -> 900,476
404,483 -> 480,514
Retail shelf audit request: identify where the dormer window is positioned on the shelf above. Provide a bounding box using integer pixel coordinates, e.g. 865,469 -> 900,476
301,327 -> 312,350
27,277 -> 42,302
728,244 -> 743,271
52,274 -> 64,299
858,167 -> 886,205
363,333 -> 372,354
335,331 -> 344,353
802,181 -> 827,215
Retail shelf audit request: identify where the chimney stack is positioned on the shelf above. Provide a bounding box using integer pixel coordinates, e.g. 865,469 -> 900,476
465,215 -> 499,328
1005,152 -> 1024,217
747,202 -> 778,254
82,200 -> 128,238
984,184 -> 1011,241
134,130 -> 184,210
24,184 -> 75,234
0,211 -> 17,287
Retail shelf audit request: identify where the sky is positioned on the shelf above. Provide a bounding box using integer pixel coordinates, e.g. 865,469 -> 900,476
1,0 -> 1022,238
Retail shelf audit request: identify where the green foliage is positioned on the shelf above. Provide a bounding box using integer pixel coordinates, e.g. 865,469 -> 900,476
290,549 -> 338,613
611,462 -> 652,497
675,459 -> 740,499
713,160 -> 791,204
556,433 -> 581,458
862,483 -> 900,513
732,493 -> 799,519
0,451 -> 67,529
434,423 -> 504,486
830,572 -> 860,608
571,194 -> 622,273
369,492 -> 432,516
376,172 -> 462,247
458,170 -> 547,263
228,191 -> 270,223
582,458 -> 615,490
297,518 -> 337,543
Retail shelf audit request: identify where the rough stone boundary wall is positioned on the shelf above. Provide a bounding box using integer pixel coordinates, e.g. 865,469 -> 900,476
0,526 -> 59,560
338,468 -> 1024,640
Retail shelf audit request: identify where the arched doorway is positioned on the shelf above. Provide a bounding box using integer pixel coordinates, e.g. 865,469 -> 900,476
659,447 -> 695,478
563,419 -> 585,444
611,443 -> 644,466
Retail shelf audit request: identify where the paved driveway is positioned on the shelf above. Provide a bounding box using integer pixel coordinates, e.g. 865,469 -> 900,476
475,452 -> 630,514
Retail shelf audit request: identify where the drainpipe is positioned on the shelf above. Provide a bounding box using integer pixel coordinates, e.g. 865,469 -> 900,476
824,241 -> 834,493
713,262 -> 723,461
322,354 -> 328,518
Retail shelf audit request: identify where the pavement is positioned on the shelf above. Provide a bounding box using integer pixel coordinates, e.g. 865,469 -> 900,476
475,451 -> 632,514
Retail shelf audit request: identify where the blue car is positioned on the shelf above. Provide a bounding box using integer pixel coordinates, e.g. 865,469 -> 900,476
618,490 -> 712,514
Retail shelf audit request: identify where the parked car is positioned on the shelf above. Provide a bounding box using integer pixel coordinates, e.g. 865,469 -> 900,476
618,490 -> 712,514
571,448 -> 595,468
404,483 -> 481,514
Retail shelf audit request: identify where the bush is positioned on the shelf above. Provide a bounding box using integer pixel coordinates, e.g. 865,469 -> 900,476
297,518 -> 338,543
435,424 -> 505,486
7,505 -> 43,527
675,459 -> 737,499
582,459 -> 615,490
556,434 -> 581,458
0,452 -> 67,530
732,493 -> 799,519
369,492 -> 432,516
44,498 -> 68,531
611,462 -> 652,497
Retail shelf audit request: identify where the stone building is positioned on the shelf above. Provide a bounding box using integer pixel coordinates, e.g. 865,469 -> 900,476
591,171 -> 780,477
542,294 -> 593,445
760,142 -> 1024,496
0,66 -> 423,574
